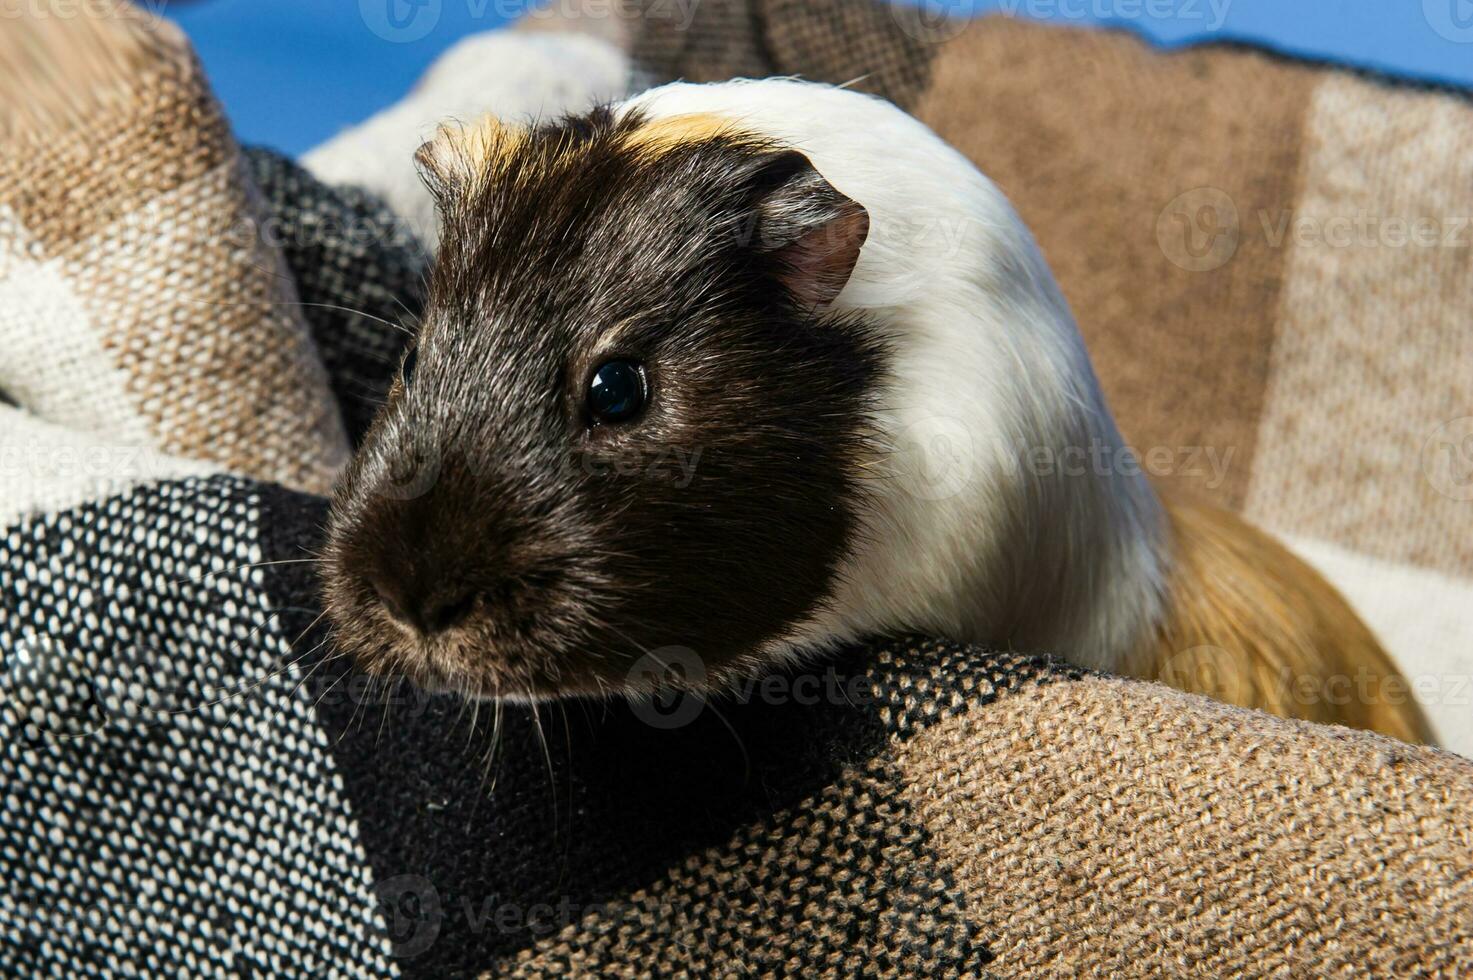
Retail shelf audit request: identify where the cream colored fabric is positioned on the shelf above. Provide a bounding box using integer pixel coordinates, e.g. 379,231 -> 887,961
0,20 -> 348,494
1287,534 -> 1473,752
1245,76 -> 1473,578
302,31 -> 630,252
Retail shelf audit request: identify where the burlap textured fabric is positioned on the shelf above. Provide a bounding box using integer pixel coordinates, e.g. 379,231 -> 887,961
495,643 -> 1473,977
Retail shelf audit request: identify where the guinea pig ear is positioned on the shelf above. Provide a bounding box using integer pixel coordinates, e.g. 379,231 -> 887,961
414,116 -> 524,201
745,150 -> 869,309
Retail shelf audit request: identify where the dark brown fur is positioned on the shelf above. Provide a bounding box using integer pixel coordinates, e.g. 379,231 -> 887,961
322,108 -> 886,699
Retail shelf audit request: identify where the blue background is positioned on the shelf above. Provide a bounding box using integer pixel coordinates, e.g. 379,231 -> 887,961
165,0 -> 1473,157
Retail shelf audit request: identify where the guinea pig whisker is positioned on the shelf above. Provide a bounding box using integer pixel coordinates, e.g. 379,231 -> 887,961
387,291 -> 424,332
343,662 -> 389,739
374,675 -> 400,749
259,639 -> 339,729
315,671 -> 351,732
465,695 -> 482,754
219,645 -> 339,735
158,606 -> 317,717
177,614 -> 330,721
475,696 -> 505,800
280,639 -> 339,707
290,301 -> 415,335
286,608 -> 330,649
177,295 -> 416,336
608,623 -> 752,783
529,699 -> 559,837
161,557 -> 321,590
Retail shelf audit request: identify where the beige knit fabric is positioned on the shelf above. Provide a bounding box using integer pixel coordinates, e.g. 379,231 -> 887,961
0,7 -> 349,494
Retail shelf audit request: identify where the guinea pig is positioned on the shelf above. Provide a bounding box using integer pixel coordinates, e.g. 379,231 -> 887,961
322,78 -> 1431,744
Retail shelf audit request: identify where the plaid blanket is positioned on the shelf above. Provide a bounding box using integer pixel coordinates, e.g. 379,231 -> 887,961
1,6 -> 1471,978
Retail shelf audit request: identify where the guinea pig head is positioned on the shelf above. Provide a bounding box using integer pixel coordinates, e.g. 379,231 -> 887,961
321,109 -> 884,701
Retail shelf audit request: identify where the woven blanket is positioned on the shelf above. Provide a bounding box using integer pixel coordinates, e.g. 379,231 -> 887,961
1,8 -> 1471,978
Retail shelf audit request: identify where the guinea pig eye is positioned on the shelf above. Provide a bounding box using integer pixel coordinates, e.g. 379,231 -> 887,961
400,345 -> 418,386
587,360 -> 648,425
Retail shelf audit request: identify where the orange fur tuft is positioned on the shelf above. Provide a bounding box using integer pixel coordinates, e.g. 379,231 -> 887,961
622,112 -> 750,156
1124,490 -> 1433,744
415,116 -> 528,189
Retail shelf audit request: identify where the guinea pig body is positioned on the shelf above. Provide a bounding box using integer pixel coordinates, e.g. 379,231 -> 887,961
322,78 -> 1430,742
616,81 -> 1169,674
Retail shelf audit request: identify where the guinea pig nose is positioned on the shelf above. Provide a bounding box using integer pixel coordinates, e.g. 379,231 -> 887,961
367,573 -> 476,637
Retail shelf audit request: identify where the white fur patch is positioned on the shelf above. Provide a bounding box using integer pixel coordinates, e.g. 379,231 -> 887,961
621,80 -> 1167,670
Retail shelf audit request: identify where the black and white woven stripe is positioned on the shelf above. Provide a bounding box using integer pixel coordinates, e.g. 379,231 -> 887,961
0,476 -> 396,977
243,149 -> 423,446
